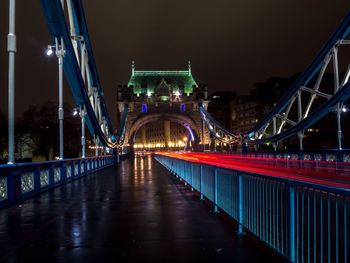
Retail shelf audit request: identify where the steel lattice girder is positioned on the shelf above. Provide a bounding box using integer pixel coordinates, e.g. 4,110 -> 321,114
41,0 -> 127,148
246,11 -> 350,143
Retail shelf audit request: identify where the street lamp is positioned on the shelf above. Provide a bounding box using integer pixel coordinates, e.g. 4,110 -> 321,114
335,103 -> 347,150
46,37 -> 65,160
342,105 -> 348,113
7,0 -> 16,164
73,105 -> 87,158
46,45 -> 53,56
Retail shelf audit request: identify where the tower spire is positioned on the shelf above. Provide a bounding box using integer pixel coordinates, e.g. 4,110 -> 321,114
188,60 -> 191,76
132,60 -> 135,76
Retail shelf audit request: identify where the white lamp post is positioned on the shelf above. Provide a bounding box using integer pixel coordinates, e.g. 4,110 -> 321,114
46,37 -> 65,160
7,0 -> 16,164
73,105 -> 86,158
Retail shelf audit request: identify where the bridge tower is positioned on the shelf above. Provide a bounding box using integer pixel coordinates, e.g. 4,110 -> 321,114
116,62 -> 210,151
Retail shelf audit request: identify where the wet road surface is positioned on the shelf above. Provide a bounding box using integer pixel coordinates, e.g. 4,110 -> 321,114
0,156 -> 285,262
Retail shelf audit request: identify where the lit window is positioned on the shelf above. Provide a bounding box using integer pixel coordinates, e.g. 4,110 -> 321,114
180,103 -> 185,113
142,103 -> 147,113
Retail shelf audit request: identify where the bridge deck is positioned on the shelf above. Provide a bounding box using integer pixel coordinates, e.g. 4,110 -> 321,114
0,156 -> 285,262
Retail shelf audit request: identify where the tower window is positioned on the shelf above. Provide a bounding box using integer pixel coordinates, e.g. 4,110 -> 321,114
142,103 -> 147,113
180,103 -> 185,113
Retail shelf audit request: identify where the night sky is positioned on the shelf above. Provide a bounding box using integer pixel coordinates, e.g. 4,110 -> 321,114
0,1 -> 349,127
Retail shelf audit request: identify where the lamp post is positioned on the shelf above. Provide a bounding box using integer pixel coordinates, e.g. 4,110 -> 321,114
47,37 -> 65,160
336,103 -> 347,150
7,0 -> 16,164
73,105 -> 86,158
94,135 -> 99,157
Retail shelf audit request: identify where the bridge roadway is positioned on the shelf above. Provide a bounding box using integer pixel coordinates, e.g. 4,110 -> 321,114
0,156 -> 285,262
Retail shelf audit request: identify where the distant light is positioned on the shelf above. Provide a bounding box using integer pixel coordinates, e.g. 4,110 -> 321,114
147,91 -> 152,97
46,45 -> 53,56
73,108 -> 79,116
342,105 -> 347,112
174,90 -> 181,97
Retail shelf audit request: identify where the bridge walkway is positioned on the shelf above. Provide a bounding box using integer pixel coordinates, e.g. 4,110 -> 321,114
0,156 -> 285,262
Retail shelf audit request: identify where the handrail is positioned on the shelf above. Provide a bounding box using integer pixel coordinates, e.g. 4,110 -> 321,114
155,153 -> 350,262
0,155 -> 115,209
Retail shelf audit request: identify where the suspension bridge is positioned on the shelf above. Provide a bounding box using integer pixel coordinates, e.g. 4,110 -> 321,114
1,0 -> 350,262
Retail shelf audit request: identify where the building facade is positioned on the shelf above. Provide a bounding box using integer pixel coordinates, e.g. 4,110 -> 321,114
134,120 -> 188,150
116,62 -> 210,151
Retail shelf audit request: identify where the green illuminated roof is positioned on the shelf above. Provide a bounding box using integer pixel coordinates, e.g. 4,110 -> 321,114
128,61 -> 198,96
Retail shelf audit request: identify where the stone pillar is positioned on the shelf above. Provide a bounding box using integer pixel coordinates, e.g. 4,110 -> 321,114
164,120 -> 171,149
141,126 -> 147,147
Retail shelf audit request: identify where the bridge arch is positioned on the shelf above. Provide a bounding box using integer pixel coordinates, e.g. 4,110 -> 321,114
126,113 -> 200,146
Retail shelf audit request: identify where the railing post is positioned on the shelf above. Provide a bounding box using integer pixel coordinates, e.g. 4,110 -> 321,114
191,163 -> 194,192
184,162 -> 187,185
288,184 -> 296,263
175,159 -> 178,178
214,168 -> 218,213
61,160 -> 67,182
237,172 -> 243,235
199,165 -> 204,200
34,169 -> 40,192
179,160 -> 183,181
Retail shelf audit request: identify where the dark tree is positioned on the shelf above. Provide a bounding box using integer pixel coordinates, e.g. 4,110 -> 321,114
0,111 -> 7,161
16,100 -> 81,161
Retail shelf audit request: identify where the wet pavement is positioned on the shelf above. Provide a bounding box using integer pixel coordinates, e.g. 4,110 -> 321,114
0,156 -> 286,262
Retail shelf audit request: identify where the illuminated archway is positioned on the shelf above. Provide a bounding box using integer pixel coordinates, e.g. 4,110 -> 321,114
126,113 -> 200,147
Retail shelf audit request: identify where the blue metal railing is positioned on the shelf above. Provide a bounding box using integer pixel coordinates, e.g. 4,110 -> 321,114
155,154 -> 350,263
0,155 -> 115,209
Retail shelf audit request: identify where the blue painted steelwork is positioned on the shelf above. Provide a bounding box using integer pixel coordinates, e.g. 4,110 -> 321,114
289,185 -> 296,263
155,154 -> 350,263
246,11 -> 350,144
0,155 -> 114,210
40,0 -> 127,148
199,106 -> 241,145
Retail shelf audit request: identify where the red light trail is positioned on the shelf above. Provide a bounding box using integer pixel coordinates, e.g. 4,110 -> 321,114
155,152 -> 350,190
